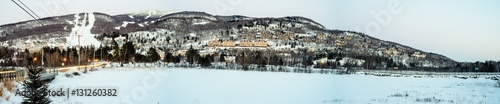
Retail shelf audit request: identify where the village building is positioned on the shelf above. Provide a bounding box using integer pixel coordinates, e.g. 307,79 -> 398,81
412,52 -> 426,58
239,40 -> 253,47
244,34 -> 256,39
316,33 -> 327,39
316,39 -> 327,44
254,40 -> 268,47
208,36 -> 236,47
221,40 -> 236,47
261,31 -> 273,39
334,40 -> 345,46
208,37 -> 222,47
386,48 -> 400,55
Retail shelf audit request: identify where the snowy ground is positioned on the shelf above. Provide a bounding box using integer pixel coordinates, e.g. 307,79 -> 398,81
5,67 -> 500,104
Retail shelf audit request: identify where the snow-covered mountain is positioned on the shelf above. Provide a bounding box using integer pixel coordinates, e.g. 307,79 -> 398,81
0,10 -> 456,68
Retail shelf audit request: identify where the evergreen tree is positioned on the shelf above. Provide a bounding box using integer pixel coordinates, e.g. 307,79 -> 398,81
186,46 -> 199,65
147,48 -> 160,62
164,50 -> 174,62
219,53 -> 226,62
21,62 -> 51,104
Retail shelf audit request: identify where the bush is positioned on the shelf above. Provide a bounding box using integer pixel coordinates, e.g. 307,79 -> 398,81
390,93 -> 409,97
73,72 -> 81,76
65,73 -> 73,78
497,81 -> 500,87
415,97 -> 443,103
0,79 -> 15,100
3,79 -> 15,92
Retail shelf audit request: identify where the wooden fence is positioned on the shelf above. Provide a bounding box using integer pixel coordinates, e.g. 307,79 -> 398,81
0,68 -> 59,82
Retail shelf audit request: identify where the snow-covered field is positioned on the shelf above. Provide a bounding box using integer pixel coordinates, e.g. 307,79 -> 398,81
5,68 -> 500,104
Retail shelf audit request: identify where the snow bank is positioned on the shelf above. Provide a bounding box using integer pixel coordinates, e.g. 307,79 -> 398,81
65,68 -> 81,74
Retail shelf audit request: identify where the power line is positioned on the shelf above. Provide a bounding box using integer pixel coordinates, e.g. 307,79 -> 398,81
17,0 -> 41,19
11,0 -> 38,20
58,0 -> 68,14
48,0 -> 61,15
40,0 -> 54,16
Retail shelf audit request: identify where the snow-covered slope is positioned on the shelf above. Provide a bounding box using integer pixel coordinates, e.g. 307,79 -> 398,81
65,12 -> 101,47
0,10 -> 457,68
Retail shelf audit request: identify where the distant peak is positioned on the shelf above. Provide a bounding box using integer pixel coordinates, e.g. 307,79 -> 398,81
125,10 -> 180,17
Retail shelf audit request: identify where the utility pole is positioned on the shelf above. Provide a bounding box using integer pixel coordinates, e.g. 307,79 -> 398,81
100,43 -> 103,61
41,47 -> 44,67
78,34 -> 81,66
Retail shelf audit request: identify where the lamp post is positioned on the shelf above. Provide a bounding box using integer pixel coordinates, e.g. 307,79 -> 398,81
62,57 -> 66,66
93,45 -> 95,63
41,47 -> 44,67
77,34 -> 82,66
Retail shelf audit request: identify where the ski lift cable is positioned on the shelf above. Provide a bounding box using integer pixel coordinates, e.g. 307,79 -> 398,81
40,0 -> 54,16
17,0 -> 41,19
57,0 -> 68,14
11,0 -> 38,20
48,0 -> 61,15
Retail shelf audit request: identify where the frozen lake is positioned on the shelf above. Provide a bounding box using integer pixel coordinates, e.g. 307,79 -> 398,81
8,67 -> 500,104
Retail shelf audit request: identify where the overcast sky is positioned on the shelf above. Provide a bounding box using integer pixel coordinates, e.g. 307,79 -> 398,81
1,0 -> 499,62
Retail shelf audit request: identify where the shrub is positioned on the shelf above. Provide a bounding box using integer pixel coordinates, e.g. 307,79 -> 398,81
497,81 -> 500,87
3,79 -> 14,91
390,93 -> 409,97
73,72 -> 81,76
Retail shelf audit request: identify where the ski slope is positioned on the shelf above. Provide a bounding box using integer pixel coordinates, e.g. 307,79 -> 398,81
5,68 -> 500,104
65,12 -> 101,47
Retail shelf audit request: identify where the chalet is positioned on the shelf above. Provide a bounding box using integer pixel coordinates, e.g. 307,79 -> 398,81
244,34 -> 256,39
316,40 -> 327,44
344,35 -> 353,40
386,48 -> 400,55
334,40 -> 345,46
254,40 -> 268,47
239,40 -> 253,47
261,31 -> 273,39
412,52 -> 426,58
208,37 -> 221,47
208,37 -> 236,47
316,33 -> 327,39
221,40 -> 236,47
300,37 -> 313,43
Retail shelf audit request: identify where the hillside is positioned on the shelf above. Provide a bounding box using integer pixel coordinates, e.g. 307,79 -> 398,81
0,10 -> 457,69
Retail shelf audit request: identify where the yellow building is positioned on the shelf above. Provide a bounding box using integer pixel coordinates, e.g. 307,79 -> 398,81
317,33 -> 327,39
412,52 -> 426,58
244,34 -> 256,39
254,40 -> 268,47
239,40 -> 253,47
208,37 -> 221,47
221,40 -> 236,47
261,31 -> 272,39
386,48 -> 400,55
316,40 -> 327,44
